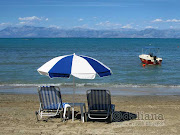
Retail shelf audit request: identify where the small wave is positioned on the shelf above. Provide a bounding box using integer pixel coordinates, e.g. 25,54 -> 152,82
0,83 -> 180,88
112,84 -> 180,88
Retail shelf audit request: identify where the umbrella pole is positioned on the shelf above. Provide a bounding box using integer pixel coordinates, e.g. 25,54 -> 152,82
72,76 -> 75,121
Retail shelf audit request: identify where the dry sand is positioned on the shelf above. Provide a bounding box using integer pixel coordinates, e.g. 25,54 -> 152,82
0,94 -> 180,135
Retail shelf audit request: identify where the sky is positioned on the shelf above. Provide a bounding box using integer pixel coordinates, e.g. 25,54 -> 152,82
0,0 -> 180,30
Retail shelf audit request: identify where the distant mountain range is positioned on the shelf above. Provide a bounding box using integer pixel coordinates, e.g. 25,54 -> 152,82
0,26 -> 180,38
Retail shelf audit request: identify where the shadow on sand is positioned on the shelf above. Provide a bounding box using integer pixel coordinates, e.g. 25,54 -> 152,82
112,111 -> 137,122
75,111 -> 137,123
36,111 -> 137,123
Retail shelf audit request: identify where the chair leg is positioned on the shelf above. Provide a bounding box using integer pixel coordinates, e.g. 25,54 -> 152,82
80,105 -> 84,122
72,107 -> 74,121
83,104 -> 87,122
107,114 -> 112,123
63,104 -> 71,121
85,113 -> 88,122
63,107 -> 67,121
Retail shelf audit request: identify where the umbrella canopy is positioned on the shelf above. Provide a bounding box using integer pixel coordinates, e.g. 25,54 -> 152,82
37,53 -> 112,79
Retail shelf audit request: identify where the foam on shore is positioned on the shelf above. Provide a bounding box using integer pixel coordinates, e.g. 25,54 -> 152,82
0,84 -> 180,96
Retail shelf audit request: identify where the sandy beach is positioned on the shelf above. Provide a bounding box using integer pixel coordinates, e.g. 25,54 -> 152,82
0,93 -> 180,135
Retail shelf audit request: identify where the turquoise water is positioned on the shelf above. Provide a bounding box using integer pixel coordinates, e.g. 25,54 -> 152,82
0,38 -> 180,88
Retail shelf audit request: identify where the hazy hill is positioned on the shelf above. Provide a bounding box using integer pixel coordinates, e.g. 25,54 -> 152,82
0,26 -> 180,38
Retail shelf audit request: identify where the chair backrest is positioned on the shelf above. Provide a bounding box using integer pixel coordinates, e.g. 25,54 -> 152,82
87,89 -> 111,111
38,86 -> 63,110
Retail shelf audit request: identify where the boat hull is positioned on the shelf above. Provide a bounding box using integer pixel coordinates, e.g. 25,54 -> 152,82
140,58 -> 162,65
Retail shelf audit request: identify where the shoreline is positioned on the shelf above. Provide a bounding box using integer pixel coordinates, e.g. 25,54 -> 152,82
0,85 -> 180,96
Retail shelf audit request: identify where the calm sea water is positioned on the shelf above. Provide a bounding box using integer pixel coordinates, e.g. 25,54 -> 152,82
0,38 -> 180,88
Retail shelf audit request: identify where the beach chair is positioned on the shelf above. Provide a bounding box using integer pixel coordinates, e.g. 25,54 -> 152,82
36,86 -> 71,121
86,89 -> 115,122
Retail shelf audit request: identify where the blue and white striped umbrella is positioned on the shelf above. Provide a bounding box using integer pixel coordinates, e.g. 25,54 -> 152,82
37,53 -> 112,79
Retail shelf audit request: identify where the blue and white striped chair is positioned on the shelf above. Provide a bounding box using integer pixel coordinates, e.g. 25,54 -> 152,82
86,89 -> 115,122
36,86 -> 71,121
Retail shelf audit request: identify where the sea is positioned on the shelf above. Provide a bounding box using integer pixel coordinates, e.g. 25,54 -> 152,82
0,38 -> 180,95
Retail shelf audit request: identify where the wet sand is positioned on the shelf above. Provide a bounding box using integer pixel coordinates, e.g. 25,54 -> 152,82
0,94 -> 180,135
